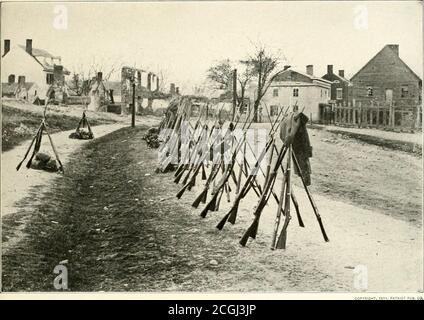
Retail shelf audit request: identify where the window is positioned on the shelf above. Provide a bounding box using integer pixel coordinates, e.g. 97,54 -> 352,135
8,74 -> 15,83
336,88 -> 343,100
320,89 -> 323,97
273,88 -> 279,97
367,86 -> 373,97
293,88 -> 299,97
270,105 -> 279,116
46,73 -> 54,85
401,86 -> 409,98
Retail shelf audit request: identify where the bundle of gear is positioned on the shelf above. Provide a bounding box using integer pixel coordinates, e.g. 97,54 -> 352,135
69,111 -> 94,140
142,127 -> 160,149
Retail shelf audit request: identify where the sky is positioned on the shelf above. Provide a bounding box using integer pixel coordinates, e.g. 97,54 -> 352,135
1,1 -> 422,94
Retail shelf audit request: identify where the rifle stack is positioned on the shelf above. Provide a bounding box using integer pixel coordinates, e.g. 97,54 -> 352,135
154,98 -> 329,250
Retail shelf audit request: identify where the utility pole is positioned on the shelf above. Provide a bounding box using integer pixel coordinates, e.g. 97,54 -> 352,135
232,69 -> 237,121
131,77 -> 136,128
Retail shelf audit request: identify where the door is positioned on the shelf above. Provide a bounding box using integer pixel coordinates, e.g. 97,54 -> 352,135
385,89 -> 393,104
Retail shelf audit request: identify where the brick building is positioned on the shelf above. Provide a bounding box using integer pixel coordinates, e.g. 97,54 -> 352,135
350,44 -> 422,108
321,65 -> 351,105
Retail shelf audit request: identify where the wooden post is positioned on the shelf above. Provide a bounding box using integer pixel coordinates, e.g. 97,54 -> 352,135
383,106 -> 387,127
390,103 -> 394,128
363,105 -> 368,127
376,102 -> 380,129
358,102 -> 362,128
352,100 -> 356,125
232,69 -> 237,121
415,104 -> 421,130
334,105 -> 338,123
131,79 -> 136,128
347,101 -> 351,124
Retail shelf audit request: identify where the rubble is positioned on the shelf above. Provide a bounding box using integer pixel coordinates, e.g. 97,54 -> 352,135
142,127 -> 161,149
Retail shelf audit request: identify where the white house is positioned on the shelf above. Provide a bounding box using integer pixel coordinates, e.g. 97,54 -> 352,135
263,65 -> 331,121
1,39 -> 70,102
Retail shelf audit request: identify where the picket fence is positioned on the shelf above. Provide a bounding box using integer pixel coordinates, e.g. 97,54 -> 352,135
329,101 -> 422,132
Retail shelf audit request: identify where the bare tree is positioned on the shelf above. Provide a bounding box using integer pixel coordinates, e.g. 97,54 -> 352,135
235,61 -> 254,112
157,68 -> 169,93
70,57 -> 123,96
246,45 -> 283,122
206,59 -> 233,91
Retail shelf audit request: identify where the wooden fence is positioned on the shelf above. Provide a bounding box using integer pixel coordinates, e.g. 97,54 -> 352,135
331,101 -> 422,132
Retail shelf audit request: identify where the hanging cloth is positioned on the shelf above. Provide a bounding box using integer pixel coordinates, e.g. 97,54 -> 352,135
280,112 -> 313,185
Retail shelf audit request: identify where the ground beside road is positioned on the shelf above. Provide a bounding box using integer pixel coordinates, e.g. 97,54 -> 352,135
2,125 -> 422,292
309,124 -> 422,156
2,99 -> 125,152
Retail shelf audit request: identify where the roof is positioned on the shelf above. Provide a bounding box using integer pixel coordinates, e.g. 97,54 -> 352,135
271,81 -> 327,87
17,44 -> 70,75
273,67 -> 332,85
350,45 -> 422,82
18,45 -> 58,58
322,72 -> 351,84
2,82 -> 36,95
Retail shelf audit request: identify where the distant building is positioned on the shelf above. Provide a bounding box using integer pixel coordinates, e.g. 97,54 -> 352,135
263,65 -> 331,121
1,39 -> 70,102
2,75 -> 39,101
350,44 -> 422,107
104,81 -> 122,103
88,72 -> 108,111
321,65 -> 351,105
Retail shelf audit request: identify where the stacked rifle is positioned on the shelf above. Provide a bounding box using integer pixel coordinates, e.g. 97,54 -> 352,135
155,98 -> 329,250
69,111 -> 94,140
16,102 -> 64,173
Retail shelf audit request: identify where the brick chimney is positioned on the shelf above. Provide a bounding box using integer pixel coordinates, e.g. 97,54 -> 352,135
18,75 -> 26,85
156,76 -> 160,91
338,70 -> 345,78
97,72 -> 103,81
283,65 -> 291,71
53,65 -> 64,86
306,65 -> 313,76
176,87 -> 180,95
26,39 -> 32,55
147,73 -> 152,91
8,74 -> 15,84
170,83 -> 176,95
3,39 -> 10,56
327,65 -> 333,75
387,44 -> 399,56
137,71 -> 141,85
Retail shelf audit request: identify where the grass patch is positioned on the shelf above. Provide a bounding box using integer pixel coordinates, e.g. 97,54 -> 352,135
1,126 -> 245,291
2,104 -> 115,152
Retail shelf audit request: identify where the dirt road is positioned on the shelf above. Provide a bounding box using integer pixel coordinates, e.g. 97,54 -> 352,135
2,126 -> 421,292
1,124 -> 125,218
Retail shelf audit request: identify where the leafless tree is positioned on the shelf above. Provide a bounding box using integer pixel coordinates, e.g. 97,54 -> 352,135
245,44 -> 283,122
70,57 -> 123,96
206,59 -> 233,91
157,68 -> 169,93
235,61 -> 255,112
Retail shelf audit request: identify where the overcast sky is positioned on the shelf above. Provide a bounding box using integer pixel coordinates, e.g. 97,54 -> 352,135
1,1 -> 422,93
